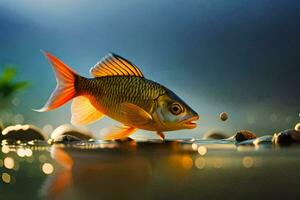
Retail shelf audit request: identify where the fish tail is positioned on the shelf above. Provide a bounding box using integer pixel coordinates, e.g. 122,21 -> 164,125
34,51 -> 79,112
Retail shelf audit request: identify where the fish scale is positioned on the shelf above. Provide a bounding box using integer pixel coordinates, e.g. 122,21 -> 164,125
78,76 -> 165,119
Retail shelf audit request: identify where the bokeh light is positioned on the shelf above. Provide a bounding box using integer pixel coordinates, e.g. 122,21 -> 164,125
195,157 -> 206,169
4,157 -> 14,169
2,145 -> 9,154
42,163 -> 54,174
242,156 -> 254,168
17,149 -> 26,157
25,149 -> 33,157
181,156 -> 193,170
191,143 -> 198,151
2,173 -> 11,184
197,146 -> 207,156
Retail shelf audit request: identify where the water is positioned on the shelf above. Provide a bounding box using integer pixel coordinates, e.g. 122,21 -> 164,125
1,139 -> 300,200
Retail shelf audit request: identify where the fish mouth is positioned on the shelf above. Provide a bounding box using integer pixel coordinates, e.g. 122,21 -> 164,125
181,115 -> 199,129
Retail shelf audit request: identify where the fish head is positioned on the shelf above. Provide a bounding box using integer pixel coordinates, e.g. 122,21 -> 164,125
153,90 -> 199,131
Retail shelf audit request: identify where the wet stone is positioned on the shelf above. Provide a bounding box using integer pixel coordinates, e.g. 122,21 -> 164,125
203,131 -> 227,139
235,130 -> 257,142
295,123 -> 300,131
273,129 -> 300,145
253,135 -> 274,145
236,135 -> 274,146
115,137 -> 135,142
52,134 -> 83,144
1,124 -> 46,143
50,124 -> 94,143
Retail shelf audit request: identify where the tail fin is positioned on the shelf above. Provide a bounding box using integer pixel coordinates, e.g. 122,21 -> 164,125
35,51 -> 78,112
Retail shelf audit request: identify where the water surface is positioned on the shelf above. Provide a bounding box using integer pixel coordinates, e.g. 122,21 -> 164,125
1,139 -> 300,199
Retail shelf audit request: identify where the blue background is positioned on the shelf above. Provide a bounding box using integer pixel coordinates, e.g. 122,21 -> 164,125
0,0 -> 299,138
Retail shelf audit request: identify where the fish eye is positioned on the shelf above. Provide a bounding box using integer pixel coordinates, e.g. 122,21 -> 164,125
169,103 -> 183,115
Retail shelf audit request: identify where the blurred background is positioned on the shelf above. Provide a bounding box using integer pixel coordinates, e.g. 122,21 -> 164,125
0,0 -> 299,138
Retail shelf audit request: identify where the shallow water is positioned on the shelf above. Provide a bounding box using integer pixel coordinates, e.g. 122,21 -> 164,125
1,139 -> 300,200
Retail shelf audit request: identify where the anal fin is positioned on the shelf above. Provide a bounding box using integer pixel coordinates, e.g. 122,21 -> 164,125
101,126 -> 137,140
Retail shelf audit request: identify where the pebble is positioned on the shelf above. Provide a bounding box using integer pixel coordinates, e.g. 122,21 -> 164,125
273,129 -> 300,145
295,123 -> 300,131
51,134 -> 83,144
50,124 -> 94,143
1,124 -> 46,142
235,130 -> 257,142
253,135 -> 274,145
219,112 -> 228,121
236,135 -> 274,146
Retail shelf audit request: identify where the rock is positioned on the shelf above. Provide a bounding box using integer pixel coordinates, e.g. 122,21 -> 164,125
235,130 -> 257,142
50,124 -> 94,143
295,123 -> 300,131
237,135 -> 273,146
52,134 -> 83,144
253,135 -> 274,145
115,137 -> 135,142
273,129 -> 300,145
1,124 -> 46,142
203,131 -> 227,139
219,112 -> 228,121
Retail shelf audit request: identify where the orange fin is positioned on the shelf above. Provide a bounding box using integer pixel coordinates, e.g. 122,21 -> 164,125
90,53 -> 144,77
101,126 -> 137,140
120,102 -> 153,125
71,96 -> 103,125
42,148 -> 73,198
51,147 -> 73,170
34,51 -> 78,112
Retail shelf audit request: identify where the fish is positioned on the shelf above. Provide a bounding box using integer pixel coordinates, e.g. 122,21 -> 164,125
36,52 -> 199,140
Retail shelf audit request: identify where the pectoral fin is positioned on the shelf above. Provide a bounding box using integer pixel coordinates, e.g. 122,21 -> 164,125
120,102 -> 153,125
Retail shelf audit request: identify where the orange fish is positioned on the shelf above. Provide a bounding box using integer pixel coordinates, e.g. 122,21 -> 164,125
36,52 -> 199,140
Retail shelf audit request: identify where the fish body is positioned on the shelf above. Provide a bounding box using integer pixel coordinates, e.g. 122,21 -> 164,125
77,76 -> 163,131
37,52 -> 199,139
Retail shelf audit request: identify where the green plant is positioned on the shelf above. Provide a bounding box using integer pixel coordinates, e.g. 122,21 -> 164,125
0,66 -> 29,110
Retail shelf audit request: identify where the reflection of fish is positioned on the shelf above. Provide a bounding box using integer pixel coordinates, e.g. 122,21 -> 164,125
41,147 -> 153,199
36,52 -> 199,139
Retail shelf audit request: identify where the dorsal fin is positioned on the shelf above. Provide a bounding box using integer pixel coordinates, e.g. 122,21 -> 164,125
90,53 -> 144,78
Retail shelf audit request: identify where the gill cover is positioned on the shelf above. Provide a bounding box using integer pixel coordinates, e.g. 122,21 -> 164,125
154,90 -> 198,131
